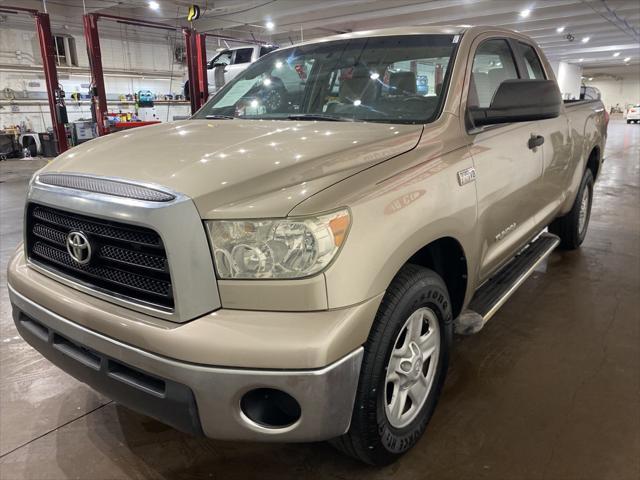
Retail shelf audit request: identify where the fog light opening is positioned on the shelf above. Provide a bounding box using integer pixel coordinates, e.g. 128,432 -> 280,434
240,388 -> 301,429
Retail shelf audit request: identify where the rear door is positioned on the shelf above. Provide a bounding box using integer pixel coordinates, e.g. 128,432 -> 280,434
464,36 -> 544,280
515,41 -> 573,226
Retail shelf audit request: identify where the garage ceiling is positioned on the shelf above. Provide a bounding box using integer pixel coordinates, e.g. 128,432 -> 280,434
4,0 -> 639,74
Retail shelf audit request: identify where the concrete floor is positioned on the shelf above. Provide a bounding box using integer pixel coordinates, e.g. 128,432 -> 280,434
0,120 -> 638,479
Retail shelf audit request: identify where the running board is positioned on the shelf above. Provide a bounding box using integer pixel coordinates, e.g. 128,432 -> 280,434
455,233 -> 560,335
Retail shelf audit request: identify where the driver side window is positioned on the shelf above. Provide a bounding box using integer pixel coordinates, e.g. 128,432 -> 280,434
469,39 -> 519,108
209,51 -> 231,69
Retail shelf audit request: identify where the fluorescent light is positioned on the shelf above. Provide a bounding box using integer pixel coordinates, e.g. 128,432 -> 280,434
519,9 -> 531,18
578,58 -> 584,62
148,1 -> 159,10
265,20 -> 275,30
556,26 -> 565,33
613,52 -> 620,57
624,57 -> 631,62
588,77 -> 593,81
581,36 -> 590,43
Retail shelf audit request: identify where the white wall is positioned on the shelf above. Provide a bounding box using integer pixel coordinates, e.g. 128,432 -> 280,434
584,75 -> 640,111
0,26 -> 188,97
1,24 -> 190,131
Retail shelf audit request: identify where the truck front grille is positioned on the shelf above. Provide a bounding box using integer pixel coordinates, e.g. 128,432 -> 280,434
26,203 -> 173,309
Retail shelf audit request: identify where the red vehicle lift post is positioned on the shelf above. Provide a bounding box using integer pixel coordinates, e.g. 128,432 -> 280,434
82,14 -> 108,136
196,32 -> 209,108
183,28 -> 208,113
82,13 -> 198,134
0,6 -> 69,153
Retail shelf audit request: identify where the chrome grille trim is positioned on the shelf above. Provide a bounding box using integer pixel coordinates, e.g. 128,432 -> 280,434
37,173 -> 176,202
25,179 -> 221,322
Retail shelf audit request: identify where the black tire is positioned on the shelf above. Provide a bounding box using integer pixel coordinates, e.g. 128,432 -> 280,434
549,169 -> 594,249
627,120 -> 632,124
331,264 -> 453,465
183,81 -> 190,101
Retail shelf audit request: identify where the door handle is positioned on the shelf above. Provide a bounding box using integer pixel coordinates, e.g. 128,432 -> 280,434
528,134 -> 544,150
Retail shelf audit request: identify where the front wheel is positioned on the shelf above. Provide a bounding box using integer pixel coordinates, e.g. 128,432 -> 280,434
549,169 -> 594,249
183,81 -> 190,101
331,264 -> 452,465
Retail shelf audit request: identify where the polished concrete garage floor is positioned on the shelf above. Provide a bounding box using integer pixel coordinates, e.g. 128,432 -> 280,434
0,119 -> 638,480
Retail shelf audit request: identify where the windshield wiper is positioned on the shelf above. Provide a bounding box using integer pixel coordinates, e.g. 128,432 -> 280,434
205,114 -> 235,120
286,114 -> 356,122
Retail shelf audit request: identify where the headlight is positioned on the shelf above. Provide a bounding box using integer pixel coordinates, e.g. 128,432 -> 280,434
205,209 -> 350,279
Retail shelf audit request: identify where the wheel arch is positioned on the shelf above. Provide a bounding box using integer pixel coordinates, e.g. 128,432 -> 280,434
586,145 -> 601,180
403,236 -> 468,319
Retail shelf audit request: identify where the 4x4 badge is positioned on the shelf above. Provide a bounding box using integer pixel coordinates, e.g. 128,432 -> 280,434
457,167 -> 476,186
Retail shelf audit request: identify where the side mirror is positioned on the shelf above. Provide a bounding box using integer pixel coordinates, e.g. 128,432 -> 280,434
469,79 -> 562,126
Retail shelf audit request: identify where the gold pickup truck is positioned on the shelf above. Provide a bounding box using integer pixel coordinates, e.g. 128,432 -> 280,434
8,26 -> 607,465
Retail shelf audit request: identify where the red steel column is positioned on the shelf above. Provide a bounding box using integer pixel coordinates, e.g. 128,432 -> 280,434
184,28 -> 204,113
83,14 -> 109,135
195,33 -> 209,105
34,12 -> 69,153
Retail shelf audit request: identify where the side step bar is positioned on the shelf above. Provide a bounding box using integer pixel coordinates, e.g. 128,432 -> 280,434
455,233 -> 560,335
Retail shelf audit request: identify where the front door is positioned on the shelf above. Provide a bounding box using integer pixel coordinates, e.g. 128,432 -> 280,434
465,37 -> 544,280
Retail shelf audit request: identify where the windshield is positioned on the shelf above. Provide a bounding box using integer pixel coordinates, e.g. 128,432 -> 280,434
194,34 -> 458,124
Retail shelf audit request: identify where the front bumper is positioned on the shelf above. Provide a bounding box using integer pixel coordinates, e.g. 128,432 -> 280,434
8,246 -> 379,442
9,284 -> 364,441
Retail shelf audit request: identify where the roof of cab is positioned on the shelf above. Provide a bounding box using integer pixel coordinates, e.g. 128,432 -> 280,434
290,25 -> 469,48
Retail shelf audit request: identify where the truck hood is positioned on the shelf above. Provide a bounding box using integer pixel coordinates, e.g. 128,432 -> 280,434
43,119 -> 423,218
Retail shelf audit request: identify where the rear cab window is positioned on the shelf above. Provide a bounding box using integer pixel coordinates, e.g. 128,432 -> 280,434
260,45 -> 279,57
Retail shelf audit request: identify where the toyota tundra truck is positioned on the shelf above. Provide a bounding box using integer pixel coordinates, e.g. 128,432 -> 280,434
8,26 -> 607,465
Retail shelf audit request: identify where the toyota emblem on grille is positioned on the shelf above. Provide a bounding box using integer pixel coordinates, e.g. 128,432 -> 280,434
66,231 -> 92,264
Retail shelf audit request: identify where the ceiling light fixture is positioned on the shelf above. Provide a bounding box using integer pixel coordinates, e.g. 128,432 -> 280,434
578,58 -> 584,62
581,36 -> 590,43
623,57 -> 631,62
613,52 -> 620,57
265,20 -> 275,30
556,26 -> 565,33
148,1 -> 159,10
519,9 -> 531,18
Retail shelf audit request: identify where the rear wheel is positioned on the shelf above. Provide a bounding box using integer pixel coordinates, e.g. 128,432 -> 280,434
331,264 -> 452,465
549,169 -> 594,249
